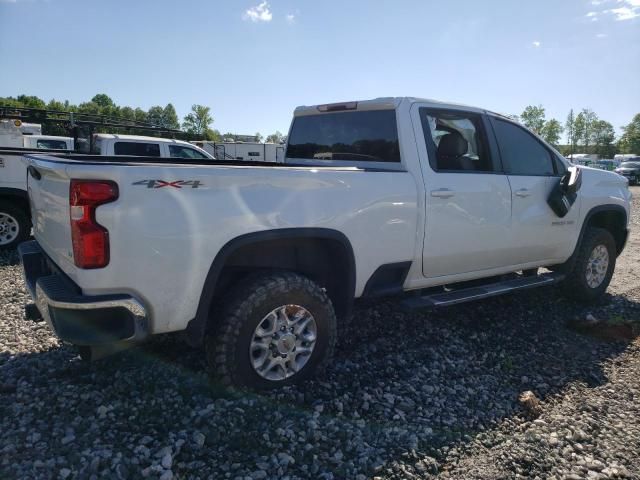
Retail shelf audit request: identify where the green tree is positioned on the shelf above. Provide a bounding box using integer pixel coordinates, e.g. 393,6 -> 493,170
182,104 -> 213,137
618,113 -> 640,154
91,94 -> 115,109
575,108 -> 598,150
162,104 -> 180,130
591,120 -> 616,158
146,106 -> 166,127
204,129 -> 222,142
255,132 -> 264,143
520,105 -> 546,134
265,131 -> 285,144
541,119 -> 563,147
16,95 -> 46,109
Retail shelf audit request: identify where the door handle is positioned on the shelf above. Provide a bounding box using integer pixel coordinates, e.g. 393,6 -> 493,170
514,188 -> 530,198
430,188 -> 455,199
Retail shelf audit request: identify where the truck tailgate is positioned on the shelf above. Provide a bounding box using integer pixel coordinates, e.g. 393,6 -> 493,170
27,157 -> 75,273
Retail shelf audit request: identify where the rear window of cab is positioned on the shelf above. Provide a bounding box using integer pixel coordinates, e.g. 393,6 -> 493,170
286,110 -> 400,163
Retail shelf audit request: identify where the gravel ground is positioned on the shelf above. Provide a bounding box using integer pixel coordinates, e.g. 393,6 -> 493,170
2,189 -> 640,480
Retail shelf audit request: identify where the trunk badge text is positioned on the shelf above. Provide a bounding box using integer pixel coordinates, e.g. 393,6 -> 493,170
132,180 -> 203,189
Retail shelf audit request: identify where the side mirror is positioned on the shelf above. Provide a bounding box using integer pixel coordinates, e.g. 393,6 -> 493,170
562,166 -> 582,196
548,166 -> 581,218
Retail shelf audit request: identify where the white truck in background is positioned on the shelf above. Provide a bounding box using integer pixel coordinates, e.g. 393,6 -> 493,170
0,124 -> 213,249
19,97 -> 631,390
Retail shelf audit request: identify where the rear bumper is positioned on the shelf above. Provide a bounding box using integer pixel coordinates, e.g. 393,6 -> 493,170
18,240 -> 148,346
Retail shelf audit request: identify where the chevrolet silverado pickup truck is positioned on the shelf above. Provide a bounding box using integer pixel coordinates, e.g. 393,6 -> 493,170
19,97 -> 631,389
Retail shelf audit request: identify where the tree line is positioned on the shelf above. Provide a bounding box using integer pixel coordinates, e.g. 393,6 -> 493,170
0,93 -> 286,144
513,105 -> 640,158
2,93 -> 638,153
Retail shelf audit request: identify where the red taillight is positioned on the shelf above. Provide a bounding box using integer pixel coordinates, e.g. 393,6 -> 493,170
69,180 -> 118,269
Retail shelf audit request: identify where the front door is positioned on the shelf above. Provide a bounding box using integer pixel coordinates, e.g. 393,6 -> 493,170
413,106 -> 513,278
489,117 -> 579,264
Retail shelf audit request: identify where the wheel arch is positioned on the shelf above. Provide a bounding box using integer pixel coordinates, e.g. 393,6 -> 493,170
582,204 -> 628,255
0,188 -> 31,216
186,228 -> 356,346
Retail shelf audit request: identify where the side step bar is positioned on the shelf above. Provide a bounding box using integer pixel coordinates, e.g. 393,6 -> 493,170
401,272 -> 565,309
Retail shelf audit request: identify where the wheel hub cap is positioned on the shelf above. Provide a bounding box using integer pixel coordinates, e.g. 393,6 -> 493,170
249,304 -> 317,381
0,213 -> 19,245
586,244 -> 609,288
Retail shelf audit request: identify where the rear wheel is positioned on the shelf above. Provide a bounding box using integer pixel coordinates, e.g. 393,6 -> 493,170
206,272 -> 337,389
562,227 -> 616,303
0,201 -> 30,250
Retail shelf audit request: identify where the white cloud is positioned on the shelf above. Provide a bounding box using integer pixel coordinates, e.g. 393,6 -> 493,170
607,5 -> 640,19
596,32 -> 609,37
286,13 -> 295,24
243,1 -> 272,22
532,41 -> 541,47
590,0 -> 640,20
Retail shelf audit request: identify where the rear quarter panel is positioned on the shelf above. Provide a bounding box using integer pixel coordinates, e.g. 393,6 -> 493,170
55,162 -> 418,333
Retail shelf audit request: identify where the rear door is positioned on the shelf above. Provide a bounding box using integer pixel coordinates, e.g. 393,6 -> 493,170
488,116 -> 578,264
413,105 -> 513,278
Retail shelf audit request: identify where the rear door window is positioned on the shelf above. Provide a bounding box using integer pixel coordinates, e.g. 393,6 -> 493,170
114,142 -> 161,156
286,110 -> 400,163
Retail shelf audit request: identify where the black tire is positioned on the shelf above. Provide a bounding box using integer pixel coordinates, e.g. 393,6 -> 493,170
562,227 -> 616,303
206,272 -> 337,390
0,200 -> 30,250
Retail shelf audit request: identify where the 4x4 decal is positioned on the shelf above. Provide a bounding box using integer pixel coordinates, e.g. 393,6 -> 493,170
132,180 -> 203,189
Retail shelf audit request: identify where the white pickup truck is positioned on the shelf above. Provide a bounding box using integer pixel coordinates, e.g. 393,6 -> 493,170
19,97 -> 631,389
0,130 -> 212,249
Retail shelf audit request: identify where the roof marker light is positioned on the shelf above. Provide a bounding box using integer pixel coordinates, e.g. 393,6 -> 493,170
317,102 -> 358,112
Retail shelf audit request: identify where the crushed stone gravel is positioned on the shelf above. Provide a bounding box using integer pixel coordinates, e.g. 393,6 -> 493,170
1,188 -> 640,479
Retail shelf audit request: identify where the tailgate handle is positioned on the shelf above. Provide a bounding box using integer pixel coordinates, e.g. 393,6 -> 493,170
28,166 -> 42,180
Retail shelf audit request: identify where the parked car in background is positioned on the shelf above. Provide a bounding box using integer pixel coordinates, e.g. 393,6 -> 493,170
594,159 -> 617,171
615,159 -> 640,185
19,97 -> 631,390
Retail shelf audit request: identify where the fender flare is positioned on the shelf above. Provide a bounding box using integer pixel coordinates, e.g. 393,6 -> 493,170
185,228 -> 356,346
561,204 -> 628,271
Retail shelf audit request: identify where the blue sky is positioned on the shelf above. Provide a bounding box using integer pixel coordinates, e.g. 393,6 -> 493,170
1,0 -> 639,139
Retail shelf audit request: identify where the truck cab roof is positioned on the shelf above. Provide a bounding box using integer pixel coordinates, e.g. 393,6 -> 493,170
293,97 -> 488,116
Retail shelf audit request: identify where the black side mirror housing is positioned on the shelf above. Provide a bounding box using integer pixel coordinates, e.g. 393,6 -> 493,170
548,166 -> 581,218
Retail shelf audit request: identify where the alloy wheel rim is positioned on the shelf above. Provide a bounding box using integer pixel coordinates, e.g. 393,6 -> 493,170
249,304 -> 317,381
0,213 -> 19,246
585,244 -> 609,288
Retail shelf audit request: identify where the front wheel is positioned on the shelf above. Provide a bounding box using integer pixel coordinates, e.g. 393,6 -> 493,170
0,201 -> 30,250
562,227 -> 616,303
206,272 -> 337,389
